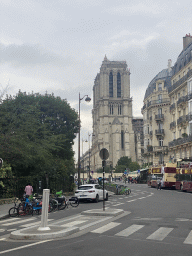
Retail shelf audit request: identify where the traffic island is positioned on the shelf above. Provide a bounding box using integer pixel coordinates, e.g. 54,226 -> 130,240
10,225 -> 79,240
81,208 -> 124,217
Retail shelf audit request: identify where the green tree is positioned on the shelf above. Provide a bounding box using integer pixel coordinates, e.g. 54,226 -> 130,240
0,91 -> 79,180
115,156 -> 140,173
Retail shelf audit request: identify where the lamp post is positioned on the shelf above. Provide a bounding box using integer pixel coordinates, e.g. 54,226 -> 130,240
78,93 -> 91,188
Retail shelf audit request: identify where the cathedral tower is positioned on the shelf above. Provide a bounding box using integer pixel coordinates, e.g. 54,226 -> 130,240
91,56 -> 136,171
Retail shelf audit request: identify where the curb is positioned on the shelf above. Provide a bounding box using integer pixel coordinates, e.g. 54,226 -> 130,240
10,225 -> 79,240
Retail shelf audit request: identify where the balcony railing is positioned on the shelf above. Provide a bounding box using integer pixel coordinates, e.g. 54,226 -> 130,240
177,115 -> 187,125
168,69 -> 192,93
155,129 -> 165,136
155,114 -> 164,121
169,134 -> 192,148
153,146 -> 168,152
170,121 -> 176,129
177,96 -> 186,106
170,103 -> 175,112
142,99 -> 170,112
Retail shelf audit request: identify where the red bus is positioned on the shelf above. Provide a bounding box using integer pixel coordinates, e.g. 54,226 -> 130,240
175,159 -> 192,192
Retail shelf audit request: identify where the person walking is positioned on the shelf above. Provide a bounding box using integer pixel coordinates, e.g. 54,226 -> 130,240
25,183 -> 33,196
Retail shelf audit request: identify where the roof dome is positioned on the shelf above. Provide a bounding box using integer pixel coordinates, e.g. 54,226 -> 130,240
144,66 -> 172,100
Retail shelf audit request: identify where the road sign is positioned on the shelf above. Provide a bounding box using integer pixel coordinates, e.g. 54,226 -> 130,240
99,148 -> 109,160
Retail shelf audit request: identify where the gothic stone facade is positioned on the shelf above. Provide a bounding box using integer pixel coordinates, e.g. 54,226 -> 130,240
91,56 -> 136,171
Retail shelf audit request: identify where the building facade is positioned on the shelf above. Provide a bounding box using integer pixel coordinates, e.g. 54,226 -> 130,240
91,56 -> 136,171
132,117 -> 144,166
142,60 -> 172,166
168,34 -> 192,161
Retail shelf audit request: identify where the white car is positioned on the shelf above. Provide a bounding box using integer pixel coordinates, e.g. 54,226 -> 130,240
75,184 -> 108,203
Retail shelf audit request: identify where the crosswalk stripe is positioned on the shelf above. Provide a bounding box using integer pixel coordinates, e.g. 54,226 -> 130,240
0,229 -> 5,232
61,220 -> 87,227
0,218 -> 18,224
115,224 -> 144,237
2,218 -> 36,226
184,230 -> 192,244
91,222 -> 121,234
20,219 -> 54,227
146,227 -> 173,241
112,203 -> 124,206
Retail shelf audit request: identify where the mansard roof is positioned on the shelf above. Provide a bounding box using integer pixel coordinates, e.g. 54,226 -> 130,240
144,68 -> 172,100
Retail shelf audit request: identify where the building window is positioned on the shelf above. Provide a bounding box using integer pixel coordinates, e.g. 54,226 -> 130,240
158,83 -> 162,91
118,104 -> 122,115
158,108 -> 162,115
189,121 -> 192,135
117,72 -> 121,98
159,137 -> 163,147
159,154 -> 164,164
109,104 -> 113,115
121,131 -> 124,149
109,72 -> 113,97
173,132 -> 176,140
158,94 -> 162,103
188,79 -> 192,94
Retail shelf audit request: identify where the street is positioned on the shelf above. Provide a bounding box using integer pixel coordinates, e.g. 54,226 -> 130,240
1,183 -> 192,255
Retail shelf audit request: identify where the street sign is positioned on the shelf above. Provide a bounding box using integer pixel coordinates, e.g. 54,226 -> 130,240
99,148 -> 109,160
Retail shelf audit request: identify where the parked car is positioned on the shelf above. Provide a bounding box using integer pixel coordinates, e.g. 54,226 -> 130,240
75,184 -> 108,202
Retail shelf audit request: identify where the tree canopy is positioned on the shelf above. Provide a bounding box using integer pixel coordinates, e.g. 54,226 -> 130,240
0,91 -> 79,178
115,156 -> 140,173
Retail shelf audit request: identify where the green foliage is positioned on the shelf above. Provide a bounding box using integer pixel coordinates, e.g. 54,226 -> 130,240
0,91 -> 78,191
115,156 -> 140,173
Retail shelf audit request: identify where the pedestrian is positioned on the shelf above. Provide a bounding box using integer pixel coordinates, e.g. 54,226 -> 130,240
24,183 -> 33,197
157,179 -> 162,190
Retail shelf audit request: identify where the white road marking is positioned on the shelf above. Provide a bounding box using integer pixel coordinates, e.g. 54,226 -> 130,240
127,199 -> 137,202
175,218 -> 191,222
7,229 -> 17,231
147,227 -> 173,241
2,218 -> 36,226
20,219 -> 54,227
0,238 -> 6,241
112,203 -> 124,206
91,222 -> 121,234
116,224 -> 144,237
61,220 -> 87,227
0,229 -> 5,232
138,197 -> 146,199
0,218 -> 18,224
0,240 -> 52,254
184,230 -> 192,244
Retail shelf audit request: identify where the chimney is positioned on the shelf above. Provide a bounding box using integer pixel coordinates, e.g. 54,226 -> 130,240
168,59 -> 172,73
183,33 -> 192,50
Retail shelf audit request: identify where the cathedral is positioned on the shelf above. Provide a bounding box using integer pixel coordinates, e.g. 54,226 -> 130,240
91,56 -> 136,171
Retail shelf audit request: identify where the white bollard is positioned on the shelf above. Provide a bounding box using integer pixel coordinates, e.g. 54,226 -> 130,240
38,189 -> 50,231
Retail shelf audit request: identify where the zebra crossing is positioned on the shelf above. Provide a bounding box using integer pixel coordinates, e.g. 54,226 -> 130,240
1,214 -> 192,246
90,222 -> 192,245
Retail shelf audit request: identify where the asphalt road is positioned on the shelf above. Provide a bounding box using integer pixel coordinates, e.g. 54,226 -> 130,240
1,183 -> 192,256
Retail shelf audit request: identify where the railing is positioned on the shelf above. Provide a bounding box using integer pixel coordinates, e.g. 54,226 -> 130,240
170,103 -> 175,112
177,96 -> 186,105
169,134 -> 192,147
155,129 -> 165,135
170,121 -> 176,129
168,69 -> 192,93
153,146 -> 168,152
177,115 -> 187,125
155,114 -> 164,121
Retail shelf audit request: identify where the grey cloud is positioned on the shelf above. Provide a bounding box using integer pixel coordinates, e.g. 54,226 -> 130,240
0,43 -> 71,67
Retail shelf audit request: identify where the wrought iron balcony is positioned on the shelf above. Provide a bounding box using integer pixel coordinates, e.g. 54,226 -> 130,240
168,69 -> 192,93
170,121 -> 176,129
169,134 -> 192,148
177,115 -> 187,125
153,146 -> 168,153
155,129 -> 165,136
155,114 -> 164,121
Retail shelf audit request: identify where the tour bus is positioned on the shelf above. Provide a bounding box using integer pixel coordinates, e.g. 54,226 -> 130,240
147,167 -> 163,187
148,166 -> 176,189
175,159 -> 192,192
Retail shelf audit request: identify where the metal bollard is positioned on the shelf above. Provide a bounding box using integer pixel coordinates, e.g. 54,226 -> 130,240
38,189 -> 50,231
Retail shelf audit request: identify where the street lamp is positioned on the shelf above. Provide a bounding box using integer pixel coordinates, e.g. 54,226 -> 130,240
78,93 -> 91,188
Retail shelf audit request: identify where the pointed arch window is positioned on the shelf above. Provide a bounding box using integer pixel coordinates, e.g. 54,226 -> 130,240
117,72 -> 121,98
109,72 -> 113,97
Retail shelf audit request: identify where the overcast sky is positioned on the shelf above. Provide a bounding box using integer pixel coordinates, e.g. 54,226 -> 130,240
1,0 -> 192,161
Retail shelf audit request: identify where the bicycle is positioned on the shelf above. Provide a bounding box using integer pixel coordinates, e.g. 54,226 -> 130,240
8,197 -> 32,217
119,187 -> 131,195
66,196 -> 79,208
49,192 -> 67,211
9,198 -> 21,217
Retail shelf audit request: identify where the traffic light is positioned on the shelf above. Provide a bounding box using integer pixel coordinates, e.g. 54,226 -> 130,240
0,158 -> 3,168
